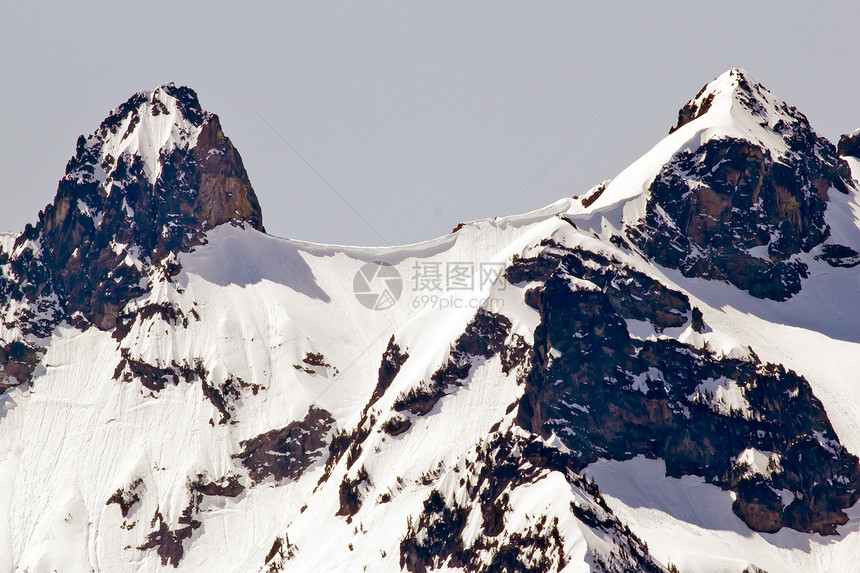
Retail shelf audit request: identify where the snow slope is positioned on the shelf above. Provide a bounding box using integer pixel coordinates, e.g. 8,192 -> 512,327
0,203 -> 593,572
3,70 -> 860,573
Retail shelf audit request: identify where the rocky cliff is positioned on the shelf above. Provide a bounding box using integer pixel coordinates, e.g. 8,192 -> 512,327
629,69 -> 856,300
0,83 -> 263,391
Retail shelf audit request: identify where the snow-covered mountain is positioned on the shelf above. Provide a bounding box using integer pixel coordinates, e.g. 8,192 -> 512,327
2,69 -> 860,573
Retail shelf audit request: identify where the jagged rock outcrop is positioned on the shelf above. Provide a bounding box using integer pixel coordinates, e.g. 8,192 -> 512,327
511,240 -> 860,535
838,129 -> 860,159
400,431 -> 665,573
392,309 -> 514,416
0,83 -> 264,392
36,83 -> 263,330
629,69 -> 856,301
235,406 -> 335,484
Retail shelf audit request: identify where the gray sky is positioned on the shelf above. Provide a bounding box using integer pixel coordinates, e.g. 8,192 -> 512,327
2,2 -> 858,246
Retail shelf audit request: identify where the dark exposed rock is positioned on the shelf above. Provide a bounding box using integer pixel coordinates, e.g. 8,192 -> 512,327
137,471 -> 243,566
627,134 -> 849,300
113,352 -> 194,392
400,431 -> 663,573
106,477 -> 144,518
0,84 -> 265,396
393,384 -> 445,417
235,406 -> 335,484
609,234 -> 631,251
506,241 -> 691,330
113,352 -> 257,422
0,239 -> 61,392
336,465 -> 371,518
190,473 -> 245,498
0,340 -> 41,390
631,70 -> 854,301
691,307 -> 706,333
371,337 -> 409,404
266,537 -> 284,564
814,244 -> 860,268
670,89 -> 714,133
302,352 -> 327,367
33,84 -> 263,330
733,481 -> 783,534
500,332 -> 530,376
319,410 -> 378,490
837,130 -> 860,158
668,70 -> 779,134
112,301 -> 195,343
293,351 -> 338,376
198,374 -> 243,424
262,534 -> 297,572
189,115 -> 264,233
393,309 -> 512,416
328,338 -> 411,470
381,415 -> 412,436
400,491 -> 470,573
137,502 -> 201,568
512,242 -> 860,535
0,239 -> 61,340
581,181 -> 609,208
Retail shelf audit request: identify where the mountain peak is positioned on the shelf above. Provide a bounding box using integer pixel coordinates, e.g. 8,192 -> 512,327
4,83 -> 264,333
51,82 -> 264,254
65,83 -> 210,186
669,67 -> 808,140
630,68 -> 856,301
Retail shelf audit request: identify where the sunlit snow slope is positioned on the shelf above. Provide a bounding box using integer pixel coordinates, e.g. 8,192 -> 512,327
3,70 -> 860,573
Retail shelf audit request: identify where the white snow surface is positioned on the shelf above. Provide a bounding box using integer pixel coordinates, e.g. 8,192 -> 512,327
689,376 -> 754,420
3,69 -> 860,572
585,456 -> 860,573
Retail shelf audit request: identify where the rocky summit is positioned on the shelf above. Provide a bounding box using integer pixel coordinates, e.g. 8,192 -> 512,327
2,70 -> 860,573
0,84 -> 263,390
630,69 -> 855,301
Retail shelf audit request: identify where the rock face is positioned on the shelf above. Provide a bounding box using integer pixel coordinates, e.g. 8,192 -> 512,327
629,69 -> 855,301
0,83 -> 263,391
838,129 -> 860,159
399,431 -> 665,573
37,83 -> 263,329
235,406 -> 335,484
510,240 -> 860,535
392,309 -> 515,416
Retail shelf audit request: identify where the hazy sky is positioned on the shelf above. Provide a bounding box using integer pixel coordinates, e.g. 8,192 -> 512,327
2,2 -> 858,246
